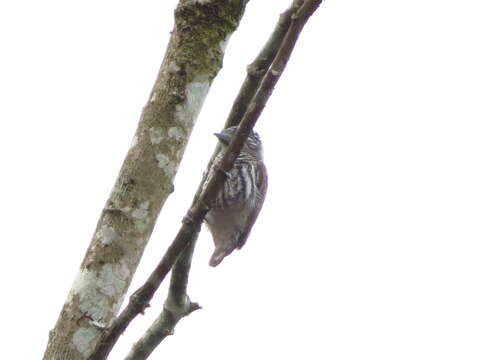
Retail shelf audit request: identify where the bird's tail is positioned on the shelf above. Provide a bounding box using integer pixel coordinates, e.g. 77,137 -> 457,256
209,247 -> 234,267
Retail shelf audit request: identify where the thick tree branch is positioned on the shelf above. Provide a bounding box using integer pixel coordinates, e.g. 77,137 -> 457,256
87,1 -> 324,359
43,1 -> 249,360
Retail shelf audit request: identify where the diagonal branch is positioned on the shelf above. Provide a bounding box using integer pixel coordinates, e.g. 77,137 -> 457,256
124,235 -> 200,360
225,0 -> 304,128
88,1 -> 323,359
43,1 -> 250,359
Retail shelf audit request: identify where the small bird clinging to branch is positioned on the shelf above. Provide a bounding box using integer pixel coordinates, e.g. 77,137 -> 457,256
204,126 -> 268,267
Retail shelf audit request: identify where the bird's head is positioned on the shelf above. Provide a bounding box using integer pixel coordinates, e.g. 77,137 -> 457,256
214,126 -> 263,159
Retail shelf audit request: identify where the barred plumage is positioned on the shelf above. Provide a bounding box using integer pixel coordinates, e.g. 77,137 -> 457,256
204,126 -> 268,267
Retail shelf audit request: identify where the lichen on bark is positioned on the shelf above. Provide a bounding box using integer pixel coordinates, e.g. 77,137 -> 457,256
43,1 -> 249,359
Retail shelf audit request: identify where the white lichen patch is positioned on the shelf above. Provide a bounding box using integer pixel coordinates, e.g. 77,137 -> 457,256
97,263 -> 129,297
72,326 -> 98,356
90,319 -> 108,329
132,201 -> 150,220
165,61 -> 180,74
132,201 -> 151,232
69,261 -> 131,323
98,226 -> 119,246
132,208 -> 148,220
149,127 -> 164,145
168,126 -> 185,142
219,33 -> 232,54
175,77 -> 210,127
150,91 -> 157,104
156,153 -> 176,177
130,135 -> 138,149
121,205 -> 132,213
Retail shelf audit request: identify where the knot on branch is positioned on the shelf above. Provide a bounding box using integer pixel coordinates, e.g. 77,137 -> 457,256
130,284 -> 155,315
187,302 -> 202,315
164,294 -> 202,322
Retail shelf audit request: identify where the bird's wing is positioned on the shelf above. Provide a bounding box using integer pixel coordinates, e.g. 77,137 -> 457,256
236,161 -> 268,249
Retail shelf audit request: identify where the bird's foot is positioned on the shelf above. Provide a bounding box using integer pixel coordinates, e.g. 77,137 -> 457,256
213,164 -> 231,179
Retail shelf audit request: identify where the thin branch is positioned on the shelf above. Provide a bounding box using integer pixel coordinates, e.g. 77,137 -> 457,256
224,0 -> 303,128
88,1 -> 323,358
124,236 -> 200,360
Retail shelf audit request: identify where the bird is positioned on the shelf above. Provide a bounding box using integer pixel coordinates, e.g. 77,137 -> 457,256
204,126 -> 268,267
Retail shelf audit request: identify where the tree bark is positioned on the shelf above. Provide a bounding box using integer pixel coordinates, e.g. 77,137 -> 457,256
43,1 -> 249,359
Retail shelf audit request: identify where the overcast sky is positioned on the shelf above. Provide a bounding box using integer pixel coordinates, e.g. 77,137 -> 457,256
1,0 -> 480,359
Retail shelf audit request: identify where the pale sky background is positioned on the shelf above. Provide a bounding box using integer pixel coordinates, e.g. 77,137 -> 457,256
1,0 -> 480,359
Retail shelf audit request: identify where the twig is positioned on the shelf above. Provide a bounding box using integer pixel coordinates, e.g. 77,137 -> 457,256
224,0 -> 303,128
124,236 -> 200,360
88,1 -> 323,358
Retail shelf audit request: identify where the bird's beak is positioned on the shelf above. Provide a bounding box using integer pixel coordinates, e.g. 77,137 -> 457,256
214,132 -> 231,145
